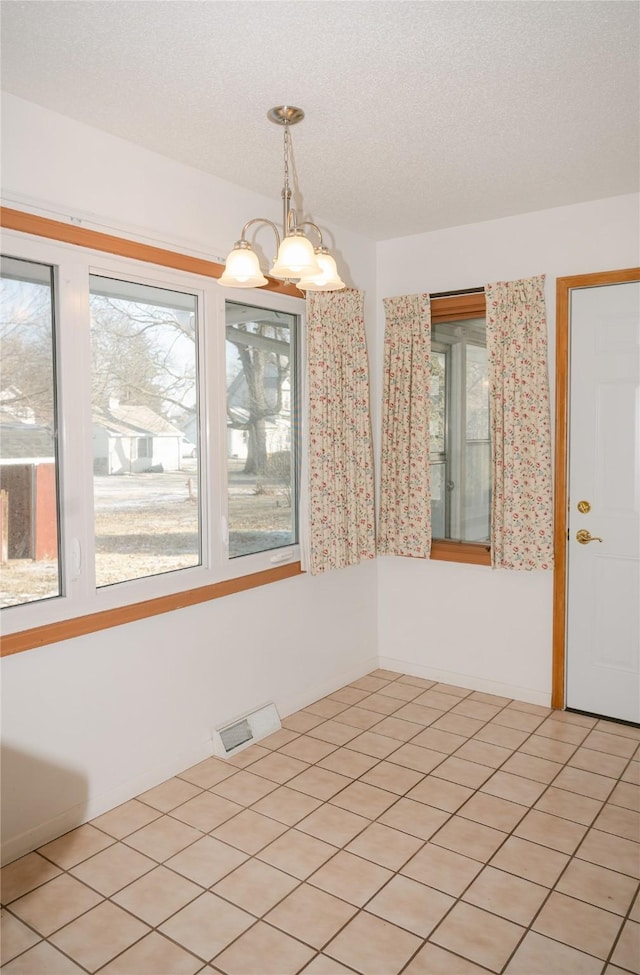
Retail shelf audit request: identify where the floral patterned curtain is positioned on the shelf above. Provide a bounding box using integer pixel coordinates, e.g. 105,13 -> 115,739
486,275 -> 553,570
378,294 -> 432,558
306,289 -> 376,575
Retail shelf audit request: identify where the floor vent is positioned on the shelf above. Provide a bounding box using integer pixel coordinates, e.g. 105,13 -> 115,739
213,702 -> 281,758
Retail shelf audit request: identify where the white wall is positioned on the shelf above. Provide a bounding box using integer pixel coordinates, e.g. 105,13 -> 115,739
0,94 -> 378,863
375,194 -> 640,703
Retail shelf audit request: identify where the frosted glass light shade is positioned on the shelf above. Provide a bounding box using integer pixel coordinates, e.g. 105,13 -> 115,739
270,232 -> 321,279
218,243 -> 268,288
297,251 -> 345,291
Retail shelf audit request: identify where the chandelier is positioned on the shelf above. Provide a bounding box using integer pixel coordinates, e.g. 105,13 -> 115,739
218,106 -> 345,292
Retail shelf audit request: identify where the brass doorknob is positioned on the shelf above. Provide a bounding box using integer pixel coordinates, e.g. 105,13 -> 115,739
576,529 -> 603,544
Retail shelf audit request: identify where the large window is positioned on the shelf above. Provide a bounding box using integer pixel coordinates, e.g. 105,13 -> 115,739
0,228 -> 303,645
430,295 -> 491,550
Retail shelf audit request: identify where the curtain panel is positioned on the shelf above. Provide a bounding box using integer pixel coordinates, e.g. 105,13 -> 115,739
306,289 -> 376,575
486,275 -> 553,570
378,293 -> 432,558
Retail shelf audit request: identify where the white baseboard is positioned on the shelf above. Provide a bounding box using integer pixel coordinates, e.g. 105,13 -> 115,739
378,655 -> 551,708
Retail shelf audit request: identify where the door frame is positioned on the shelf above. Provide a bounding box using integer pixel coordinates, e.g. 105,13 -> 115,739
551,266 -> 640,709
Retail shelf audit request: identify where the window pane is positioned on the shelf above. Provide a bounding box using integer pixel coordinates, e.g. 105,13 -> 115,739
90,276 -> 200,587
0,257 -> 60,607
226,301 -> 297,558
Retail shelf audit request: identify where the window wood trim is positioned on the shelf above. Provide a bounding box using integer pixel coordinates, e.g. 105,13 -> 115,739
430,289 -> 489,565
0,207 -> 304,656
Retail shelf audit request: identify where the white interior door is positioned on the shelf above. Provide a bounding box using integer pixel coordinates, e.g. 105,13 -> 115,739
566,279 -> 640,723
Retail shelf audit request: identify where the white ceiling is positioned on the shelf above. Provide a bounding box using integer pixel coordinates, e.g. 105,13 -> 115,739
1,1 -> 638,240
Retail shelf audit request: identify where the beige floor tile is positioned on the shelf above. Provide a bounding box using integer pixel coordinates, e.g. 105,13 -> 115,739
577,828 -> 640,878
69,841 -> 155,896
393,702 -> 443,726
358,693 -> 404,715
317,747 -> 379,778
595,803 -> 640,841
285,765 -> 355,802
158,892 -> 253,961
553,765 -> 617,800
257,829 -> 337,880
378,797 -> 450,841
328,686 -> 372,705
401,843 -> 482,896
1,908 -> 41,963
462,865 -> 548,926
451,700 -> 502,722
469,692 -> 512,707
296,803 -> 370,847
165,836 -> 247,887
37,825 -> 113,869
89,799 -> 161,839
170,791 -> 243,831
507,701 -> 552,717
432,756 -> 494,789
9,873 -> 102,936
386,743 -> 446,774
225,744 -> 271,768
432,683 -> 473,699
480,770 -> 547,806
137,777 -> 202,812
584,730 -> 639,758
403,941 -> 492,973
345,822 -> 423,870
305,698 -> 350,718
431,901 -> 524,972
0,853 -> 62,904
213,919 -> 315,974
536,717 -> 590,745
380,681 -> 425,702
50,900 -> 149,972
630,890 -> 640,922
346,731 -> 402,759
489,835 -> 569,887
458,792 -> 527,832
259,728 -> 300,750
553,710 -> 598,728
569,746 -> 629,778
431,713 -> 485,738
596,720 -> 640,741
177,757 -> 238,788
474,723 -> 529,750
325,910 -> 421,975
0,941 -> 85,974
111,864 -> 202,926
211,809 -> 288,854
514,808 -> 588,854
397,675 -> 437,689
407,776 -> 474,812
533,890 -> 623,959
360,759 -> 424,795
432,816 -> 507,862
335,706 -> 386,731
412,690 -> 460,713
308,850 -> 392,906
282,711 -> 326,733
308,720 -> 362,746
519,733 -> 577,764
411,727 -> 467,754
610,919 -> 640,974
351,675 -> 391,693
500,752 -> 562,784
452,740 -> 513,771
534,785 -> 603,825
623,762 -> 640,784
246,751 -> 310,784
124,815 -> 201,862
98,931 -> 202,974
279,736 -> 337,763
251,785 -> 323,826
210,770 -> 279,805
330,781 -> 396,819
610,781 -> 640,810
266,882 -> 357,948
212,858 -> 299,916
300,953 -> 359,974
491,710 -> 545,733
556,858 -> 639,915
504,931 -> 603,974
372,715 -> 423,741
366,874 -> 454,936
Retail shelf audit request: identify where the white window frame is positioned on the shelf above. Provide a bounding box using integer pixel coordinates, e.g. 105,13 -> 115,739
1,229 -> 304,640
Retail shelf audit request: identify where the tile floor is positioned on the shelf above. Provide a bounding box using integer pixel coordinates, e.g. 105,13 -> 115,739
1,670 -> 639,974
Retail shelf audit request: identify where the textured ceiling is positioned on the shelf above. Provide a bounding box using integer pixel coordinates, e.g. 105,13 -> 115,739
1,0 -> 638,240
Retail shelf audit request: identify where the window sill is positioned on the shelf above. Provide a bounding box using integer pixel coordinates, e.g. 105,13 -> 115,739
430,539 -> 491,566
0,562 -> 304,657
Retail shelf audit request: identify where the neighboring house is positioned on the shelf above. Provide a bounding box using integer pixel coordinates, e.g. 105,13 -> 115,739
226,367 -> 291,461
92,404 -> 184,474
0,420 -> 56,560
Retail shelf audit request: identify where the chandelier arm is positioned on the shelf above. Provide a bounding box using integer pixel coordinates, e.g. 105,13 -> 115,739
299,221 -> 325,249
239,218 -> 281,250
